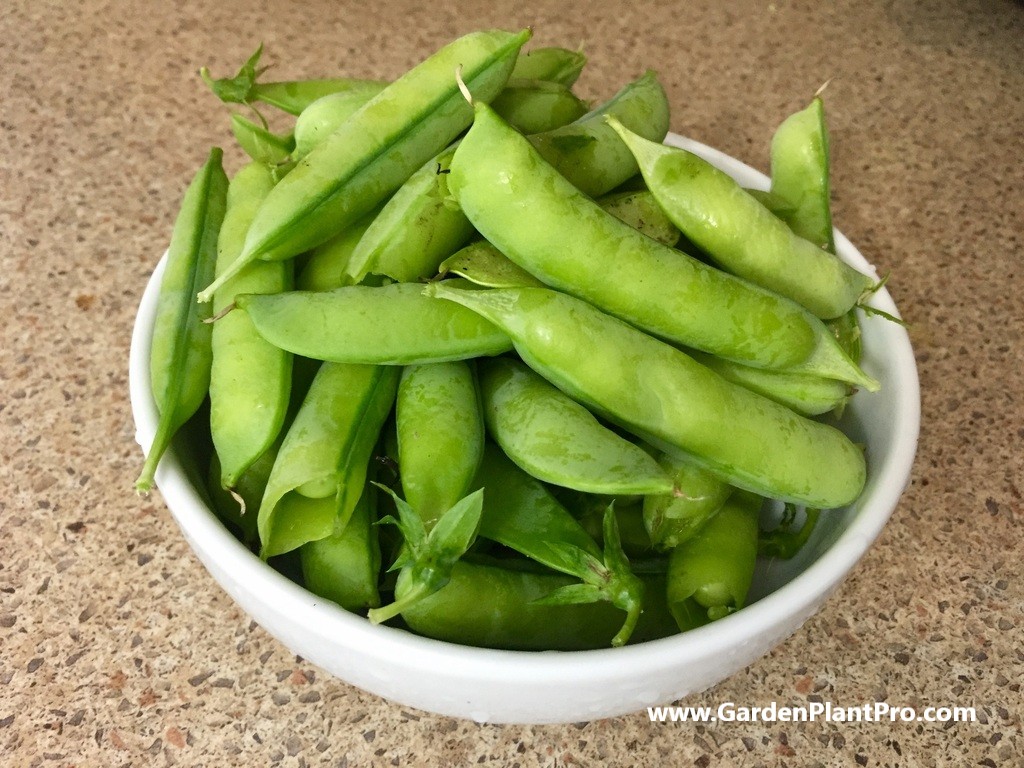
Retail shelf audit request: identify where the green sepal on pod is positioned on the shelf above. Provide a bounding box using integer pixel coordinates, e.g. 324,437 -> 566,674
472,444 -> 645,647
197,28 -> 532,302
368,486 -> 486,624
136,147 -> 228,493
200,43 -> 388,118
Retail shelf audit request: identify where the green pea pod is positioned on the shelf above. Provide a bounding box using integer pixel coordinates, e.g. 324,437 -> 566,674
296,203 -> 384,291
257,362 -> 399,559
479,357 -> 674,495
642,451 -> 732,550
770,96 -> 835,253
744,187 -> 798,219
597,189 -> 681,246
293,88 -> 385,159
300,482 -> 382,611
472,443 -> 644,646
396,362 -> 484,529
368,486 -> 485,624
510,46 -> 587,86
689,350 -> 852,416
200,44 -> 388,116
230,114 -> 295,166
237,281 -> 513,365
210,162 -> 293,488
667,491 -> 761,630
574,497 -> 654,558
438,241 -> 546,288
345,142 -> 476,283
529,70 -> 669,197
427,283 -> 868,509
197,28 -> 532,301
491,78 -> 588,134
399,560 -> 676,651
136,148 -> 228,492
608,118 -> 873,320
448,102 -> 876,389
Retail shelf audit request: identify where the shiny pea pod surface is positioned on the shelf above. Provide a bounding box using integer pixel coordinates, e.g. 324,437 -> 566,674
237,281 -> 513,365
479,357 -> 674,495
429,283 -> 867,509
449,101 -> 875,389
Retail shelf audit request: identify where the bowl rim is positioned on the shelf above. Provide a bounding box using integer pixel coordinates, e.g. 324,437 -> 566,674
130,131 -> 920,686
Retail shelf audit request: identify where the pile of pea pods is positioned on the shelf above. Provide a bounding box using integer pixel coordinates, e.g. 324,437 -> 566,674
136,29 -> 884,650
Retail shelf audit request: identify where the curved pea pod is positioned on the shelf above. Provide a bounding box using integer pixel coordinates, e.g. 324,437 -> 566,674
689,350 -> 852,416
438,241 -> 546,288
230,114 -> 295,166
257,362 -> 399,559
479,357 -> 674,495
770,96 -> 835,253
296,203 -> 384,291
529,69 -> 669,197
427,284 -> 868,509
449,102 -> 876,389
197,28 -> 532,301
597,189 -> 680,246
397,362 -> 484,529
345,142 -> 476,284
608,118 -> 874,320
237,281 -> 513,365
667,491 -> 761,631
210,162 -> 293,488
400,559 -> 676,650
136,148 -> 228,492
293,87 -> 385,159
491,78 -> 588,134
200,44 -> 388,116
510,45 -> 587,86
300,483 -> 381,611
472,443 -> 645,646
642,451 -> 732,550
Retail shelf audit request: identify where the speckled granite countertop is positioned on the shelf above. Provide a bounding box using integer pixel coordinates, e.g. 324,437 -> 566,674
2,0 -> 1022,765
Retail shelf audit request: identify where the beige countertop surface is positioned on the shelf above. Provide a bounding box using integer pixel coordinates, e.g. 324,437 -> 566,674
2,0 -> 1022,765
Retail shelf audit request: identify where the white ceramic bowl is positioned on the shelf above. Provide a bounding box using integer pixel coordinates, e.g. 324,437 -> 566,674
130,133 -> 920,724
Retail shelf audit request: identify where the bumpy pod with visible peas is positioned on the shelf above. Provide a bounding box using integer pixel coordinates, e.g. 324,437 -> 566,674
209,162 -> 292,489
197,28 -> 531,301
608,117 -> 873,320
479,357 -> 674,495
448,101 -> 875,388
667,491 -> 761,631
427,283 -> 867,509
137,148 -> 228,493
